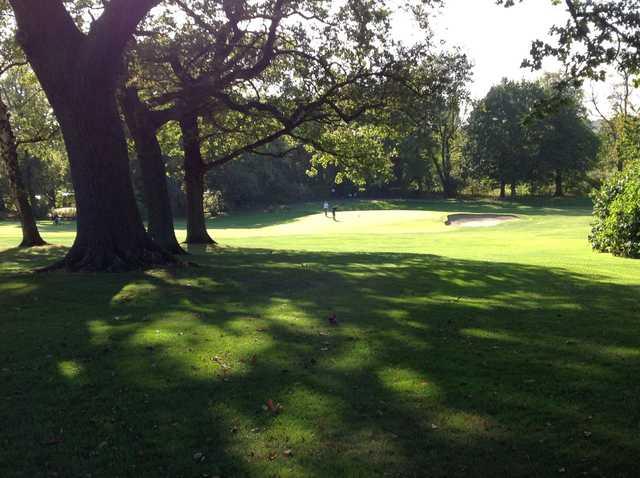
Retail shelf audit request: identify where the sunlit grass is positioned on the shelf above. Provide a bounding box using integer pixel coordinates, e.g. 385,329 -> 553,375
1,198 -> 639,477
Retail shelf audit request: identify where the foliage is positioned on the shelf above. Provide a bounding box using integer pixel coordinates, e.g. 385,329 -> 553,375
202,189 -> 225,217
305,124 -> 395,187
0,53 -> 68,218
501,0 -> 640,83
464,78 -> 599,197
387,51 -> 472,197
463,79 -> 545,195
590,161 -> 640,257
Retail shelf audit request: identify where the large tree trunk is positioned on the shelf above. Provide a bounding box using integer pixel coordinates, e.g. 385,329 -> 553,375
0,96 -> 47,248
180,114 -> 215,245
554,169 -> 564,197
11,1 -> 172,271
121,88 -> 185,255
48,85 -> 172,271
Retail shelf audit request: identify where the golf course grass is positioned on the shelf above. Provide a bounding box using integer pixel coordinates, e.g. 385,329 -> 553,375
1,198 -> 639,477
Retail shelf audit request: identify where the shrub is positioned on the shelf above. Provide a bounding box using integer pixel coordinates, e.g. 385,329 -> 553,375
203,190 -> 225,217
589,162 -> 640,258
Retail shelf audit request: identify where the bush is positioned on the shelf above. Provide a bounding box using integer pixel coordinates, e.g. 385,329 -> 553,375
589,162 -> 640,258
203,190 -> 225,217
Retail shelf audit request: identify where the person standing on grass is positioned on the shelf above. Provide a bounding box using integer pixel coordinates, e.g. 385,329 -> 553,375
332,206 -> 338,221
323,201 -> 329,217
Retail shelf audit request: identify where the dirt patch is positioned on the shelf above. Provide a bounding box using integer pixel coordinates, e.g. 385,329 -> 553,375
444,213 -> 519,227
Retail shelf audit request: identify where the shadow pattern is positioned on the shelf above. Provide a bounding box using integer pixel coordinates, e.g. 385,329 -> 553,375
0,246 -> 638,477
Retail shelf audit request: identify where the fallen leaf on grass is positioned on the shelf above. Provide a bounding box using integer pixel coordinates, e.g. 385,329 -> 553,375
265,399 -> 283,415
43,437 -> 64,446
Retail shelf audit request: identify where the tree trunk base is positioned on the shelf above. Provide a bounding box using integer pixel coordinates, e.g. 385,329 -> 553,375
164,242 -> 189,255
38,242 -> 177,273
19,237 -> 48,248
183,234 -> 217,246
152,235 -> 188,255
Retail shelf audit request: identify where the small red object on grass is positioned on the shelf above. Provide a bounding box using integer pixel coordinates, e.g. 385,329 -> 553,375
266,399 -> 282,414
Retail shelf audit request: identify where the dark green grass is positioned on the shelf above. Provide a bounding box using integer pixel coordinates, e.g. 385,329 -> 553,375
1,199 -> 639,477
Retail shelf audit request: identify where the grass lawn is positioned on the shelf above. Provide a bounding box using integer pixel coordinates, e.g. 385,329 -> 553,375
1,198 -> 639,477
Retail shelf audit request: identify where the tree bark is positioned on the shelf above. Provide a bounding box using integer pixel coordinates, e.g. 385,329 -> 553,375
499,179 -> 506,199
554,169 -> 564,197
121,87 -> 185,255
50,84 -> 172,271
0,96 -> 47,247
11,1 -> 172,271
180,114 -> 215,245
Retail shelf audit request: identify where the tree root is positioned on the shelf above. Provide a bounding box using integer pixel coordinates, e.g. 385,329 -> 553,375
36,242 -> 179,273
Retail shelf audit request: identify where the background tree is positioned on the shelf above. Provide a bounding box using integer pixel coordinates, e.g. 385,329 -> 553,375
590,69 -> 640,176
464,79 -> 544,198
1,65 -> 68,213
0,8 -> 48,247
535,81 -> 600,196
388,52 -> 472,198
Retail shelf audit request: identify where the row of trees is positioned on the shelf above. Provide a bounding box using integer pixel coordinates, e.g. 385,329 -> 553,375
464,78 -> 600,199
0,0 -> 451,270
0,63 -> 606,219
1,0 -> 639,266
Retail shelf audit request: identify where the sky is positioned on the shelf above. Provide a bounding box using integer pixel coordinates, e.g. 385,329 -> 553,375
393,0 -> 626,118
430,0 -> 568,98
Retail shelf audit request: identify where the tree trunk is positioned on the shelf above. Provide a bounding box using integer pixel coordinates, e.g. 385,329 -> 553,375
44,86 -> 173,271
11,0 -> 171,271
121,88 -> 185,255
442,175 -> 456,199
0,96 -> 47,248
180,114 -> 215,245
554,169 -> 564,197
499,179 -> 506,199
510,181 -> 516,199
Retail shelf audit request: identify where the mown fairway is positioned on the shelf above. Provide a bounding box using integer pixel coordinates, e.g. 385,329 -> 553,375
1,199 -> 639,477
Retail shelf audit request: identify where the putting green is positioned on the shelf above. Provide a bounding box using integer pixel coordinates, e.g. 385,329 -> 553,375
212,210 -> 453,237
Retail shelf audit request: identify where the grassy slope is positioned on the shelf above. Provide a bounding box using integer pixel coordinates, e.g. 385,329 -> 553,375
1,198 -> 639,477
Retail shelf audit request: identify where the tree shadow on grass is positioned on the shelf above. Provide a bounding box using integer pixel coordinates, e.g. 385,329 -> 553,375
0,248 -> 639,477
0,245 -> 68,273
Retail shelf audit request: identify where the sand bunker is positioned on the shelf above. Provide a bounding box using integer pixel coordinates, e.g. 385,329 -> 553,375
445,213 -> 519,227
